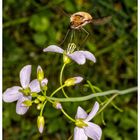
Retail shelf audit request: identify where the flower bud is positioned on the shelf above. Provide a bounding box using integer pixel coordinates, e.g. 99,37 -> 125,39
37,103 -> 43,110
41,78 -> 48,91
31,92 -> 38,97
34,99 -> 40,104
64,77 -> 83,86
37,66 -> 44,81
37,95 -> 46,102
37,116 -> 45,133
53,102 -> 62,110
42,85 -> 48,91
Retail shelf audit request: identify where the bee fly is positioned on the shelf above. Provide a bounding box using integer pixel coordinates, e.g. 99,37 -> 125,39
60,11 -> 111,45
70,11 -> 111,28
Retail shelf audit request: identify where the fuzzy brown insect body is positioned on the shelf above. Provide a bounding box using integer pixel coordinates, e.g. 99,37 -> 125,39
70,11 -> 111,29
70,12 -> 93,29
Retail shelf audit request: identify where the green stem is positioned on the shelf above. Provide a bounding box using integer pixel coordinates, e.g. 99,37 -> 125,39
87,81 -> 102,103
101,112 -> 106,125
47,87 -> 137,102
50,84 -> 66,97
87,81 -> 123,112
60,63 -> 68,98
97,93 -> 119,115
40,97 -> 54,116
40,100 -> 47,116
70,31 -> 74,43
61,108 -> 75,122
109,100 -> 123,112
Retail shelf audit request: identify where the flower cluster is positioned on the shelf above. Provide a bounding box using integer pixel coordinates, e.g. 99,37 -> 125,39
3,35 -> 102,139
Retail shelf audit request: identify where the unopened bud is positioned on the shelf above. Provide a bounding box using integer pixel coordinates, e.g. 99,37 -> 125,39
34,99 -> 40,104
37,65 -> 44,81
53,102 -> 62,110
64,77 -> 83,86
37,116 -> 45,133
37,95 -> 46,102
37,103 -> 43,110
41,78 -> 48,91
31,92 -> 38,97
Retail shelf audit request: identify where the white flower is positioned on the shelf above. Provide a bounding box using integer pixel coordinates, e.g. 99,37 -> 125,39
74,101 -> 102,140
3,65 -> 41,115
43,45 -> 96,65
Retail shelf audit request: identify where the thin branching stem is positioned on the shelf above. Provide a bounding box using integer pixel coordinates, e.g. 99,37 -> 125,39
47,87 -> 137,102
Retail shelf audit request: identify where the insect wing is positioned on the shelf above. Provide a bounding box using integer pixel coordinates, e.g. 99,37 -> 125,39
92,16 -> 112,25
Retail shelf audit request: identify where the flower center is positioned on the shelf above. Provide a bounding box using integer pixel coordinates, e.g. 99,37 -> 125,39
19,87 -> 31,96
75,119 -> 88,128
66,43 -> 76,54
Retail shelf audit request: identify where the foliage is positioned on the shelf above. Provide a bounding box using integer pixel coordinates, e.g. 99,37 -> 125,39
3,0 -> 137,140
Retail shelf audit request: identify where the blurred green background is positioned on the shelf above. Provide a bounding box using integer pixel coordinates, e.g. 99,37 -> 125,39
3,0 -> 137,140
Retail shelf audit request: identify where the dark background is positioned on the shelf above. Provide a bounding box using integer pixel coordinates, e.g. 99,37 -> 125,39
3,0 -> 137,139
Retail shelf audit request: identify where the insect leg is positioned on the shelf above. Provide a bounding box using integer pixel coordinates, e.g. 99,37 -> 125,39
81,27 -> 89,44
59,29 -> 70,46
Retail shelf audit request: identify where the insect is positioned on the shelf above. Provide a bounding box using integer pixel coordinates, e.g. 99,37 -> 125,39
70,11 -> 111,29
60,11 -> 112,45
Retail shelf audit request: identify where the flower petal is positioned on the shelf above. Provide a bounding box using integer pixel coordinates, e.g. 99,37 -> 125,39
73,76 -> 83,84
79,51 -> 96,63
20,65 -> 31,88
85,101 -> 99,121
67,51 -> 86,65
84,122 -> 102,140
16,96 -> 31,115
75,106 -> 87,119
43,45 -> 64,53
74,127 -> 88,140
41,78 -> 48,86
3,86 -> 22,102
29,79 -> 41,93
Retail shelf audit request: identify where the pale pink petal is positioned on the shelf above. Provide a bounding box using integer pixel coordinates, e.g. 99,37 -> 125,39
3,86 -> 22,102
75,106 -> 87,119
29,79 -> 41,93
39,124 -> 44,133
79,51 -> 96,63
84,122 -> 102,140
43,45 -> 64,53
73,77 -> 83,84
20,65 -> 31,88
41,78 -> 48,86
74,127 -> 88,140
56,102 -> 62,110
85,102 -> 99,121
16,96 -> 31,115
67,51 -> 86,65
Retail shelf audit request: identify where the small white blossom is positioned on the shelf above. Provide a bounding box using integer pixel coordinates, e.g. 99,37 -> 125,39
74,102 -> 102,140
3,65 -> 41,115
43,45 -> 96,65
